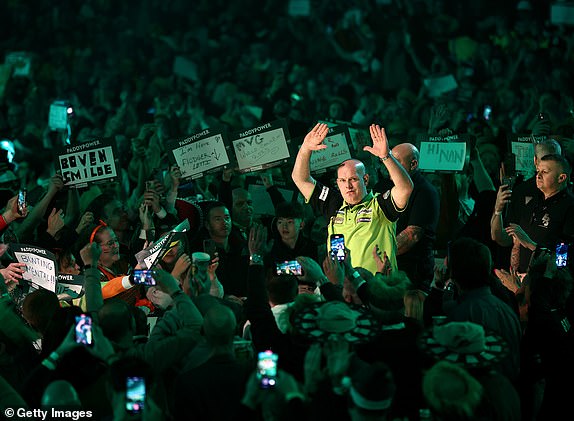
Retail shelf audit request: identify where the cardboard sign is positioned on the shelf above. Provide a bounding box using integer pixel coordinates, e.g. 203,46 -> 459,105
309,125 -> 352,173
173,56 -> 199,82
57,274 -> 85,299
551,3 -> 574,25
57,139 -> 118,188
11,244 -> 57,292
168,129 -> 230,181
508,134 -> 542,176
418,134 -> 469,172
288,0 -> 311,16
5,52 -> 31,77
423,74 -> 458,98
135,219 -> 190,269
319,118 -> 369,151
231,120 -> 291,173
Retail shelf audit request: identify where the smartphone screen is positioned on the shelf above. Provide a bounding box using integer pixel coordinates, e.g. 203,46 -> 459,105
17,189 -> 26,215
74,314 -> 93,346
483,105 -> 492,121
275,260 -> 303,276
132,269 -> 157,286
126,376 -> 146,414
556,242 -> 568,268
330,234 -> 346,261
257,350 -> 278,389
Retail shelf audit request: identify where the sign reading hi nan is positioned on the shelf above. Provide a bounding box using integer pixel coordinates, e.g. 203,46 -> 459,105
11,244 -> 57,292
309,125 -> 352,173
57,139 -> 118,188
231,120 -> 291,173
168,128 -> 230,181
418,134 -> 469,172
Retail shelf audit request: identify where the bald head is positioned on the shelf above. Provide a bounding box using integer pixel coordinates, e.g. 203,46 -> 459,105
232,188 -> 253,227
391,143 -> 419,174
41,380 -> 81,408
535,139 -> 562,162
203,304 -> 237,346
336,159 -> 369,205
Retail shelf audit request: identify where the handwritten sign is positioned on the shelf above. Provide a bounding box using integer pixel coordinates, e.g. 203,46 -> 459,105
56,139 -> 118,188
135,219 -> 190,269
418,134 -> 469,172
423,74 -> 458,98
509,134 -> 543,176
11,244 -> 57,292
230,120 -> 291,173
168,129 -> 230,181
319,118 -> 368,151
309,125 -> 352,173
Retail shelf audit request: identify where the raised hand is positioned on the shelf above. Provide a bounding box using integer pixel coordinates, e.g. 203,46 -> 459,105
172,253 -> 192,280
248,223 -> 268,256
373,245 -> 390,275
505,223 -> 535,250
76,211 -> 95,234
301,123 -> 329,151
46,208 -> 65,237
365,124 -> 390,159
322,255 -> 344,285
48,173 -> 65,195
0,262 -> 26,285
80,242 -> 102,267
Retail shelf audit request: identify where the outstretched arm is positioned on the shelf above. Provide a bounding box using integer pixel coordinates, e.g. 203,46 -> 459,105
365,125 -> 413,209
291,123 -> 329,201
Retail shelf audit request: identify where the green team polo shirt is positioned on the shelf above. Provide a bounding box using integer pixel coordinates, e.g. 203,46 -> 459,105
308,181 -> 404,274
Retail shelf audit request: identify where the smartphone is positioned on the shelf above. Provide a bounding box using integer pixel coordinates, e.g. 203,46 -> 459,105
125,376 -> 146,414
257,350 -> 278,389
48,100 -> 70,130
556,242 -> 569,268
17,189 -> 26,215
145,180 -> 154,191
203,239 -> 217,261
330,234 -> 346,261
276,260 -> 303,276
483,105 -> 492,121
132,269 -> 157,286
74,314 -> 93,346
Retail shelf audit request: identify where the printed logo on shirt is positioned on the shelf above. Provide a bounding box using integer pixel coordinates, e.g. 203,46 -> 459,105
383,190 -> 390,199
333,210 -> 344,224
356,208 -> 372,223
541,213 -> 550,227
525,196 -> 533,205
319,186 -> 329,201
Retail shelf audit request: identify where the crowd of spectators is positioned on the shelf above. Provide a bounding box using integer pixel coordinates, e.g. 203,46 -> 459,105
1,0 -> 574,420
